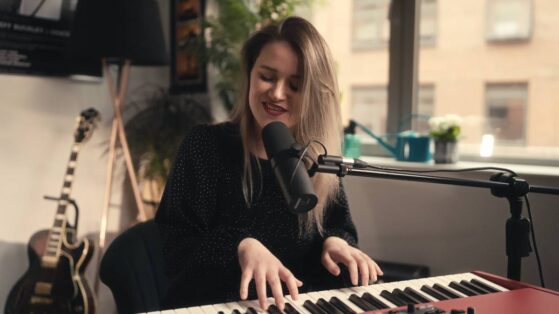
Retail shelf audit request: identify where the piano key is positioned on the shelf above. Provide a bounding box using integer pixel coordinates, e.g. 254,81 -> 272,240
392,288 -> 421,304
403,287 -> 431,303
361,292 -> 389,309
161,310 -> 176,314
328,296 -> 357,314
470,278 -> 505,293
303,300 -> 328,314
174,307 -> 190,314
459,280 -> 490,294
380,289 -> 406,306
285,293 -> 317,314
210,303 -> 231,314
200,305 -> 219,314
188,307 -> 206,314
319,288 -> 363,314
458,273 -> 507,292
449,281 -> 479,296
420,284 -> 449,301
349,294 -> 377,311
351,283 -> 398,308
267,304 -> 282,314
433,283 -> 461,299
285,302 -> 302,314
316,298 -> 343,314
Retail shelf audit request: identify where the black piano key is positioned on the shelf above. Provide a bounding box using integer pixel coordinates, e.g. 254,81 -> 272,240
218,312 -> 225,314
449,281 -> 479,296
267,305 -> 282,314
404,287 -> 431,303
349,294 -> 377,311
361,292 -> 389,309
329,297 -> 357,314
460,280 -> 491,294
392,288 -> 421,304
433,283 -> 461,299
285,303 -> 301,314
470,279 -> 499,293
233,310 -> 242,314
317,298 -> 343,314
247,307 -> 259,314
380,290 -> 406,306
420,285 -> 449,301
303,300 -> 328,314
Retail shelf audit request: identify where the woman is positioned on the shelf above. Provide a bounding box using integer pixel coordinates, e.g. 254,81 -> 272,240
155,16 -> 382,311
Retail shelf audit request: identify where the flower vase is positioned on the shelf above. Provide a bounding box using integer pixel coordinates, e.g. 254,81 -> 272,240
434,139 -> 458,164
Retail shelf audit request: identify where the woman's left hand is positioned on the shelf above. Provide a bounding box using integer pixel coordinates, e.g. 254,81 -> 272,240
321,236 -> 383,286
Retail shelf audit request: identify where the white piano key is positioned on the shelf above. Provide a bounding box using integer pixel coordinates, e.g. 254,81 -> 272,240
161,310 -> 177,314
187,307 -> 206,314
211,302 -> 233,313
174,307 -> 191,314
200,305 -> 219,314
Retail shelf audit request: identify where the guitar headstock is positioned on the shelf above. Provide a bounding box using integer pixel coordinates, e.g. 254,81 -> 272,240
74,108 -> 100,143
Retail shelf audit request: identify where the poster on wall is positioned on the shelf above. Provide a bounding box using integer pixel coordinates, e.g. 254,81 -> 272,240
0,0 -> 100,77
170,0 -> 207,93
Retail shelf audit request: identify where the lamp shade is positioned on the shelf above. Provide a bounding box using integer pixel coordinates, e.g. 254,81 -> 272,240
69,0 -> 169,65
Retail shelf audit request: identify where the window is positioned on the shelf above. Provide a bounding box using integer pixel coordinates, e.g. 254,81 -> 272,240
352,0 -> 437,50
420,0 -> 437,46
485,83 -> 528,144
352,0 -> 391,50
414,84 -> 435,133
486,0 -> 532,41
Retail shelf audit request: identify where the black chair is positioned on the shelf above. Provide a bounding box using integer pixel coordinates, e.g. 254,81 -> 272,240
100,219 -> 170,314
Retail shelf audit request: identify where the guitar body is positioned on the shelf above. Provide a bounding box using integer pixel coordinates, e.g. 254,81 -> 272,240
5,229 -> 96,314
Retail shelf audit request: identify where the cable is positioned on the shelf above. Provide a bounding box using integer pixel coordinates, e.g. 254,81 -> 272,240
366,164 -> 518,176
524,195 -> 545,287
289,140 -> 325,188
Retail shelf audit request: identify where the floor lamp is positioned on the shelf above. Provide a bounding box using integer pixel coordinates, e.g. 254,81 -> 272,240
69,0 -> 168,293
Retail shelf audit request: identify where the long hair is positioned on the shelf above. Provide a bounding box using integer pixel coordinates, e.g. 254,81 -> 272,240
231,16 -> 342,235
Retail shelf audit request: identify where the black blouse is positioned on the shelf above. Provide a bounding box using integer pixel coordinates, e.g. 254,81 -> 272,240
155,122 -> 358,308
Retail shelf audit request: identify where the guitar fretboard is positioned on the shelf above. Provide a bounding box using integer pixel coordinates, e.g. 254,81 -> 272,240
42,143 -> 81,266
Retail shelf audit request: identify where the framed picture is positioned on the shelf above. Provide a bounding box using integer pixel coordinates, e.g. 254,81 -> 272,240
170,0 -> 207,93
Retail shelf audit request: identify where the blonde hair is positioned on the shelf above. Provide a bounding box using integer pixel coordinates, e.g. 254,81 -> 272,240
231,16 -> 342,235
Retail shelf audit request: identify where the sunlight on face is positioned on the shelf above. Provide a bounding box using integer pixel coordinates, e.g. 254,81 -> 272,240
248,41 -> 302,133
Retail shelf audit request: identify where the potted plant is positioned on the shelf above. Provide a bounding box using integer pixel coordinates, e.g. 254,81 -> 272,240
429,114 -> 462,164
124,87 -> 213,216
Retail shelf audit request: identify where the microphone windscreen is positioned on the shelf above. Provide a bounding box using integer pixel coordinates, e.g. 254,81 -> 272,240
262,121 -> 294,160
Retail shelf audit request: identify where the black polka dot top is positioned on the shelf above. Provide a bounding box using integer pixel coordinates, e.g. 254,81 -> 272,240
155,122 -> 358,308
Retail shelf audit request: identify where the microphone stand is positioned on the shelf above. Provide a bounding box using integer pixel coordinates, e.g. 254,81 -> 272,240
310,156 -> 559,282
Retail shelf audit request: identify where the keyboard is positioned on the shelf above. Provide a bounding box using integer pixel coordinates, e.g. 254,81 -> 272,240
153,271 -> 559,314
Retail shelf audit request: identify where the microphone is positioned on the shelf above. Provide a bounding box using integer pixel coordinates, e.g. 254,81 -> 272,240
262,121 -> 318,214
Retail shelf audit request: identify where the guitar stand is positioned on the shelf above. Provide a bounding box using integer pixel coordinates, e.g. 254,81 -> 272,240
43,195 -> 80,232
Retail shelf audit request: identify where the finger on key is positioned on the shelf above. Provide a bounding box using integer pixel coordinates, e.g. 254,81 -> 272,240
269,275 -> 285,312
240,268 -> 253,300
347,259 -> 358,286
357,254 -> 369,286
255,271 -> 268,310
280,268 -> 300,301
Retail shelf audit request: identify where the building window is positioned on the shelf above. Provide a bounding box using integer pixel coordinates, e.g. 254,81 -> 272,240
485,83 -> 528,144
352,0 -> 391,50
351,86 -> 388,139
420,0 -> 437,46
414,84 -> 435,132
486,0 -> 532,41
352,0 -> 437,50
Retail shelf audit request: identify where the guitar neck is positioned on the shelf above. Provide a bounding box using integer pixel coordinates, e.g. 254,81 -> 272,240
41,142 -> 82,267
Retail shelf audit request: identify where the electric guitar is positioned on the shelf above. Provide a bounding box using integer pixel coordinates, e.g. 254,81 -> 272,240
5,108 -> 100,314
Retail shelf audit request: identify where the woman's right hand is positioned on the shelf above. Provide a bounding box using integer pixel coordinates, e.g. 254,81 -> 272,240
237,238 -> 303,311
